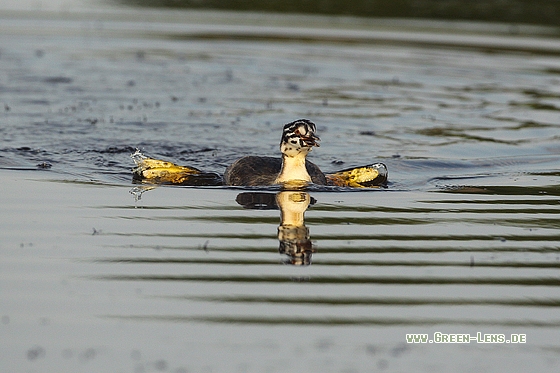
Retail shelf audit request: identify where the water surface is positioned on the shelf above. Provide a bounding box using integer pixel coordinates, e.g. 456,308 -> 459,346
1,4 -> 560,372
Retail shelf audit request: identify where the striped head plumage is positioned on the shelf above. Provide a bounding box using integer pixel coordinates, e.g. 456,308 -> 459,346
280,119 -> 320,157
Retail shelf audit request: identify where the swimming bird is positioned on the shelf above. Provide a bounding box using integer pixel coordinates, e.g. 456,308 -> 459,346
223,119 -> 327,187
132,119 -> 388,188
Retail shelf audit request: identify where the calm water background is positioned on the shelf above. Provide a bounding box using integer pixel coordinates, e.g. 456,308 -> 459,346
1,1 -> 560,372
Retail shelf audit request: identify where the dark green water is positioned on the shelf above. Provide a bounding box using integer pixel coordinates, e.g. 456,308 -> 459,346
120,0 -> 560,26
1,3 -> 560,372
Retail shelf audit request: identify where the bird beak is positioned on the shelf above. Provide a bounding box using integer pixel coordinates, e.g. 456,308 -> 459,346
302,133 -> 320,147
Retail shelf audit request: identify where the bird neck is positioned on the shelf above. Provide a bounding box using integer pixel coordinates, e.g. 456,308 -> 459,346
275,152 -> 311,185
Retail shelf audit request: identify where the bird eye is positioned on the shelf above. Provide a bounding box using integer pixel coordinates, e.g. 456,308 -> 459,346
294,129 -> 300,135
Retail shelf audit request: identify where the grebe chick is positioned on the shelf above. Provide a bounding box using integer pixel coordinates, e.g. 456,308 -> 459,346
224,119 -> 327,187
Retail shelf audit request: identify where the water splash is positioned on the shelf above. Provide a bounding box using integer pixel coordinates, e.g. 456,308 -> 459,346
129,185 -> 155,204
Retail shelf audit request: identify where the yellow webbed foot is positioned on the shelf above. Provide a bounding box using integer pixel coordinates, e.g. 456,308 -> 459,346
326,163 -> 388,188
131,150 -> 222,186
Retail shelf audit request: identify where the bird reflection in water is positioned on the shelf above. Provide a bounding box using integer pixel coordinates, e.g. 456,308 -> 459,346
235,191 -> 315,266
